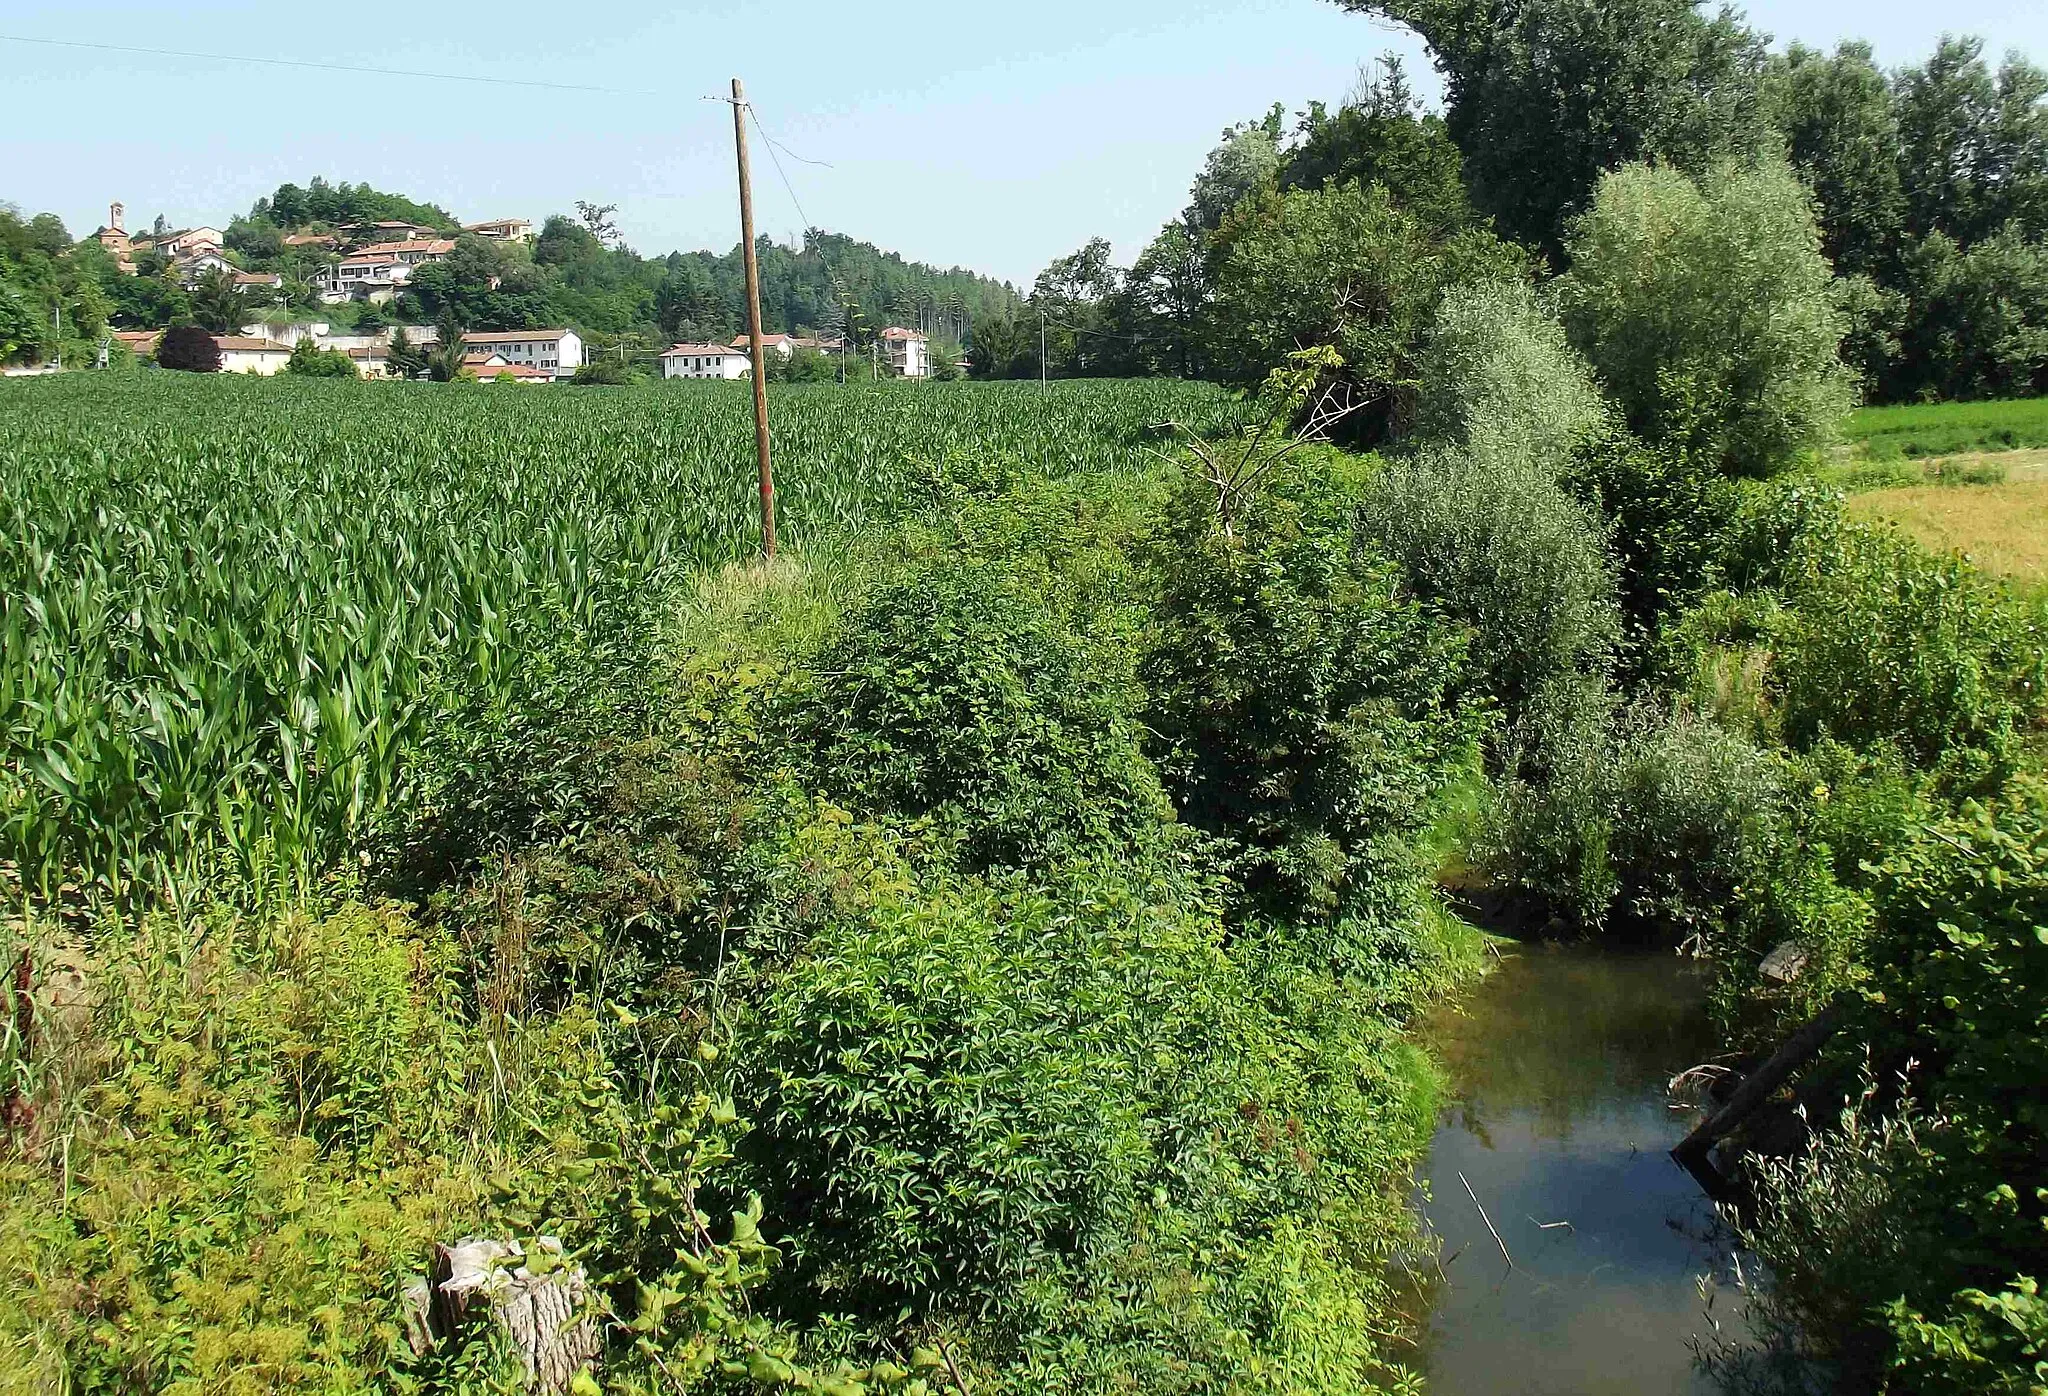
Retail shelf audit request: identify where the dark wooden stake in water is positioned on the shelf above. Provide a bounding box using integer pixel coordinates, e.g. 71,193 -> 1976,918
1672,998 -> 1844,1196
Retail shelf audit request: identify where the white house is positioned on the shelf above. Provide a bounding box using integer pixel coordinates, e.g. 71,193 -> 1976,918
176,248 -> 236,286
459,329 -> 581,379
727,333 -> 796,359
316,253 -> 405,303
465,218 -> 533,242
211,336 -> 294,375
315,239 -> 456,303
879,326 -> 930,378
661,343 -> 751,379
154,226 -> 226,258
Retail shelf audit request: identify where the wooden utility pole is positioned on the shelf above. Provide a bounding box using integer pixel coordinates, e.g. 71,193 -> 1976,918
730,76 -> 776,559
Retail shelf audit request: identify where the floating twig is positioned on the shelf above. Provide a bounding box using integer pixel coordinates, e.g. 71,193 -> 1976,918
1529,1216 -> 1575,1233
1458,1170 -> 1513,1270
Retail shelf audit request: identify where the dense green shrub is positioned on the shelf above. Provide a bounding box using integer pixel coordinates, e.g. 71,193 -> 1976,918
1355,282 -> 1628,922
285,336 -> 358,377
1557,159 -> 1855,477
0,902 -> 803,1395
1770,523 -> 2048,786
1407,280 -> 1607,479
785,558 -> 1170,872
1356,449 -> 1618,724
1604,709 -> 1792,941
1720,781 -> 2048,1393
1141,463 -> 1473,927
735,807 -> 1446,1391
1858,781 -> 2047,1289
570,358 -> 632,385
1888,227 -> 2048,403
1564,426 -> 1742,664
740,822 -> 1155,1314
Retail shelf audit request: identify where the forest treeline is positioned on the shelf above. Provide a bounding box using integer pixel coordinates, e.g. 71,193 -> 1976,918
977,2 -> 2047,409
0,177 -> 1017,365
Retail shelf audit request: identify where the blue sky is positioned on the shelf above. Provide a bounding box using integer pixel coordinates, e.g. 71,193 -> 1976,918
5,1 -> 2045,287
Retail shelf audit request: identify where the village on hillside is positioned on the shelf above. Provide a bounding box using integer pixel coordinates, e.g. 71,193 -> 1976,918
79,199 -> 932,382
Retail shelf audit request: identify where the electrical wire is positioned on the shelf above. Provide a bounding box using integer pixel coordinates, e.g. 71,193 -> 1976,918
0,32 -> 656,94
747,105 -> 816,235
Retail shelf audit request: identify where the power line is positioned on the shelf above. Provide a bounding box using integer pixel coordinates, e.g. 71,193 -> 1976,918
748,104 -> 815,236
0,32 -> 655,94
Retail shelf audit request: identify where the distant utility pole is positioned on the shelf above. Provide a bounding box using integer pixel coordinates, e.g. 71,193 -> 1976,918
1040,309 -> 1047,388
730,75 -> 776,560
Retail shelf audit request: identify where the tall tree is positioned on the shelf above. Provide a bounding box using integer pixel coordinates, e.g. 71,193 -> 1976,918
1330,0 -> 1771,256
1281,55 -> 1471,232
1557,158 -> 1853,476
1202,178 -> 1527,433
1895,37 -> 2048,246
1185,105 -> 1288,231
189,267 -> 247,334
156,324 -> 221,372
1763,41 -> 1905,278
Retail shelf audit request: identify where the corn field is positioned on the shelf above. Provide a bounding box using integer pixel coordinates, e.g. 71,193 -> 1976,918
0,373 -> 1238,900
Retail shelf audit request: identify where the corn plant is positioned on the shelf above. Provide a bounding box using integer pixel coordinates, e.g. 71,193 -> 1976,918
0,373 -> 1239,901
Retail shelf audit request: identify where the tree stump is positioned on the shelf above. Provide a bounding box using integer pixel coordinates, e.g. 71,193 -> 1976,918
405,1237 -> 601,1393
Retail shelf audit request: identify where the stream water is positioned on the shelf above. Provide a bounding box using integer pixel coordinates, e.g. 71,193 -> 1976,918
1412,940 -> 1726,1394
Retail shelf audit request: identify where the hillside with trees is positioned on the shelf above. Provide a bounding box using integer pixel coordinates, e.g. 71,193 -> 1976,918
0,177 -> 1018,370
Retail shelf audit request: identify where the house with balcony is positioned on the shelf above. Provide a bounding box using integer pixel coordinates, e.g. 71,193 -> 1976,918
354,238 -> 457,267
878,326 -> 930,378
465,218 -> 533,242
459,329 -> 582,379
315,253 -> 404,303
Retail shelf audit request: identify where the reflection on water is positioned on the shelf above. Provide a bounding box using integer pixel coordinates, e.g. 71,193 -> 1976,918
1414,941 -> 1724,1395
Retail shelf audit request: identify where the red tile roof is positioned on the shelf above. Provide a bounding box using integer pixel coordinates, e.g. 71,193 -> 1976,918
466,360 -> 549,379
664,342 -> 746,356
356,239 -> 456,257
211,336 -> 292,353
728,333 -> 795,348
